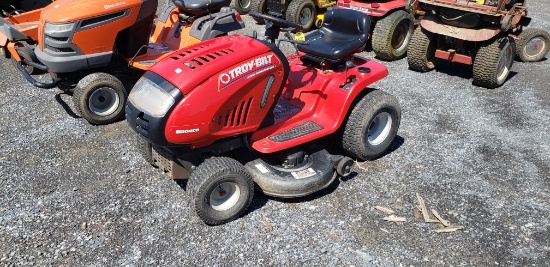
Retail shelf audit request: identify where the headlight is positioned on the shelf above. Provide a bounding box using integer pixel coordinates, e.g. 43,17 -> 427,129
128,75 -> 176,118
44,22 -> 75,35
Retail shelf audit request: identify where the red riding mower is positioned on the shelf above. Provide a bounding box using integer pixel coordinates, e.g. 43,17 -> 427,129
15,0 -> 244,125
1,0 -> 53,74
337,0 -> 419,61
407,0 -> 550,88
126,9 -> 402,225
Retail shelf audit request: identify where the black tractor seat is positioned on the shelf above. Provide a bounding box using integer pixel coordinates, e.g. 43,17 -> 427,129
172,0 -> 231,16
297,9 -> 370,68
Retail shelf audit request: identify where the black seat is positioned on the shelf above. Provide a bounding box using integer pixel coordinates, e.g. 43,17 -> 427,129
172,0 -> 231,16
297,9 -> 370,60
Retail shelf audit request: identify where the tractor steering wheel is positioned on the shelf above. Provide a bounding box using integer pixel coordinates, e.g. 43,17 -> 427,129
249,11 -> 304,31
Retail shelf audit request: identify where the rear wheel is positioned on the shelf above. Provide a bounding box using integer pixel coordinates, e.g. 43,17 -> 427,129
407,27 -> 439,72
286,0 -> 316,32
73,73 -> 128,125
515,28 -> 550,62
230,0 -> 252,14
250,0 -> 269,24
188,157 -> 254,225
340,90 -> 401,160
372,10 -> 414,61
473,36 -> 515,88
11,46 -> 38,75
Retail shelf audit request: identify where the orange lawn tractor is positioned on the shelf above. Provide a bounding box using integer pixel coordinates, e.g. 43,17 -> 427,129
407,0 -> 550,88
1,0 -> 53,74
15,0 -> 244,125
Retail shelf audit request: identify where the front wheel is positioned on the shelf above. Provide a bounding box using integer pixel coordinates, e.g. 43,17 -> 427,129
11,46 -> 39,75
188,157 -> 254,226
407,27 -> 439,72
230,0 -> 252,14
73,73 -> 128,125
339,90 -> 401,160
473,36 -> 515,88
372,10 -> 414,61
515,28 -> 550,62
286,0 -> 316,32
250,0 -> 268,24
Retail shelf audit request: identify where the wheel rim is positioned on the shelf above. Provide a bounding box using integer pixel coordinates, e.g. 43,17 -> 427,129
88,87 -> 120,116
392,21 -> 411,52
209,182 -> 241,211
524,37 -> 546,58
299,7 -> 313,25
497,44 -> 513,82
239,0 -> 251,9
367,112 -> 393,146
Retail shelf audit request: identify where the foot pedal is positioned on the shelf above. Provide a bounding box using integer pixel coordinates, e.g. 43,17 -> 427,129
151,147 -> 190,179
268,121 -> 323,142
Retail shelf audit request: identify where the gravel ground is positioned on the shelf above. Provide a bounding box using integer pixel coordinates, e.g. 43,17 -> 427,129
1,1 -> 549,266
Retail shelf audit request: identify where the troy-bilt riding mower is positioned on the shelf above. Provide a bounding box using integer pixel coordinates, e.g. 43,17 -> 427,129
337,0 -> 418,61
251,0 -> 337,31
15,0 -> 244,125
1,0 -> 54,74
126,9 -> 401,225
407,0 -> 550,88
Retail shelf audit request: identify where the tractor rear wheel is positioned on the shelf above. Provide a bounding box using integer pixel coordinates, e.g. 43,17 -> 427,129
188,157 -> 254,225
515,28 -> 550,62
11,46 -> 38,75
230,0 -> 252,14
250,0 -> 268,24
407,27 -> 439,72
473,36 -> 515,88
73,73 -> 128,125
372,10 -> 414,61
340,90 -> 401,160
286,0 -> 316,32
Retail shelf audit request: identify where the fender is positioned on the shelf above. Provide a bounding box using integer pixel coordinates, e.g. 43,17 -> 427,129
421,15 -> 501,41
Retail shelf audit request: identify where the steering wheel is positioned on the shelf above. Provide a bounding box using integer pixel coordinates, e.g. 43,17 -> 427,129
249,11 -> 304,31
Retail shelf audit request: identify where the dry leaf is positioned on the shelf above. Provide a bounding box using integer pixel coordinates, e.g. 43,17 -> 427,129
258,215 -> 273,231
375,206 -> 395,215
435,226 -> 464,233
383,215 -> 406,222
431,209 -> 450,227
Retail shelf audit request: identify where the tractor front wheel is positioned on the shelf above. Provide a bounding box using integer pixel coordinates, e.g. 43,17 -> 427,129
407,27 -> 439,72
340,90 -> 401,160
188,157 -> 254,225
73,73 -> 128,125
515,28 -> 550,62
473,36 -> 515,88
230,0 -> 252,14
372,10 -> 414,61
286,0 -> 316,32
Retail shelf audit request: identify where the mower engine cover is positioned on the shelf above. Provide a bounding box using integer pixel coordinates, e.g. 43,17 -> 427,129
34,0 -> 157,73
126,34 -> 288,148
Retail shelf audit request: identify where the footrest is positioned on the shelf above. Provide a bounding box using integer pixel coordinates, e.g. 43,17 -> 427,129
268,121 -> 324,142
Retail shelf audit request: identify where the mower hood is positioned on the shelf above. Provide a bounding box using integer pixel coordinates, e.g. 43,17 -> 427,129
40,0 -> 143,23
148,34 -> 275,95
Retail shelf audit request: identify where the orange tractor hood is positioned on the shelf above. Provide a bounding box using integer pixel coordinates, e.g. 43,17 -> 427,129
41,0 -> 143,23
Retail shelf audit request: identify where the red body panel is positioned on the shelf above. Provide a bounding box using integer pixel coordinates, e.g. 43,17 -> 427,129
337,0 -> 405,17
153,35 -> 389,153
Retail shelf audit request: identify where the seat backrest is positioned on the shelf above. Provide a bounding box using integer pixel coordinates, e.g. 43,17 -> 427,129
172,0 -> 231,16
319,9 -> 370,43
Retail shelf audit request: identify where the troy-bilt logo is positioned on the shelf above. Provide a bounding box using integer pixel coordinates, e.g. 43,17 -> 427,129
176,128 -> 200,134
219,55 -> 274,85
105,1 -> 125,9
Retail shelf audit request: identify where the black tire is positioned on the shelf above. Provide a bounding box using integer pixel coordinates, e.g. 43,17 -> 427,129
340,90 -> 401,160
73,73 -> 128,125
230,0 -> 252,14
188,157 -> 254,225
407,26 -> 439,72
472,36 -> 515,88
285,0 -> 316,32
136,136 -> 158,168
372,10 -> 414,61
515,28 -> 550,62
11,46 -> 38,75
250,0 -> 268,24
